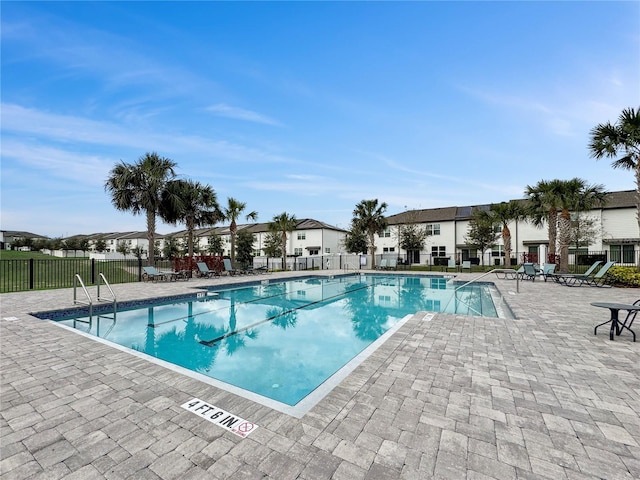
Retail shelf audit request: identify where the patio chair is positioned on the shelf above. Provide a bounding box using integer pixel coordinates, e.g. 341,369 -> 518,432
519,263 -> 538,281
223,258 -> 239,276
387,258 -> 397,270
540,263 -> 556,282
549,260 -> 602,284
142,266 -> 177,282
618,299 -> 640,340
376,259 -> 388,270
461,261 -> 471,272
447,258 -> 456,271
572,261 -> 615,287
196,262 -> 219,278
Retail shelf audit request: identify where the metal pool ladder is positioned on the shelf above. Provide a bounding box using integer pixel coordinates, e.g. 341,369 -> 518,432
73,273 -> 117,319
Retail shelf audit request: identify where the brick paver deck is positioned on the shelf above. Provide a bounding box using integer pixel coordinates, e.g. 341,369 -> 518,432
1,271 -> 639,479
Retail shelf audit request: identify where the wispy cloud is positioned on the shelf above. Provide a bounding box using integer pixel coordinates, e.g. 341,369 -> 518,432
1,103 -> 295,165
206,103 -> 283,126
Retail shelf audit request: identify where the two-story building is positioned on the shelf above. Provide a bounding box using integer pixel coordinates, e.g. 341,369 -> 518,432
377,190 -> 638,267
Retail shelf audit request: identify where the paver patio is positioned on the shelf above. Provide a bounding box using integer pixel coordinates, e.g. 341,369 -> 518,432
1,271 -> 639,479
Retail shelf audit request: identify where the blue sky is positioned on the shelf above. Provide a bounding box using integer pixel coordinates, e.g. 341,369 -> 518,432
2,1 -> 638,238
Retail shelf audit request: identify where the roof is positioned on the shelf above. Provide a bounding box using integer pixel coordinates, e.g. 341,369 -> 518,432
386,190 -> 638,224
171,218 -> 347,238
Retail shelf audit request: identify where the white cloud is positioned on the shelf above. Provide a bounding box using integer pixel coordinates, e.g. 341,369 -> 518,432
206,103 -> 283,126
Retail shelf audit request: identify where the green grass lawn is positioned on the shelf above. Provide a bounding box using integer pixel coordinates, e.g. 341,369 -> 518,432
0,250 -> 61,260
0,251 -> 138,292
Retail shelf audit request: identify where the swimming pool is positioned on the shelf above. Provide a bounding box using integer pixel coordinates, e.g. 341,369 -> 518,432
35,274 -> 508,416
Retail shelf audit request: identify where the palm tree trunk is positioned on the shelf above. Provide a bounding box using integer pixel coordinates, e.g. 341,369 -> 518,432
548,209 -> 558,259
369,233 -> 376,269
558,209 -> 571,273
187,219 -> 194,258
146,210 -> 156,266
281,232 -> 287,270
503,227 -> 512,267
230,220 -> 237,264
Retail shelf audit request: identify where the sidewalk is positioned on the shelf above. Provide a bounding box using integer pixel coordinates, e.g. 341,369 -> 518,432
1,272 -> 639,479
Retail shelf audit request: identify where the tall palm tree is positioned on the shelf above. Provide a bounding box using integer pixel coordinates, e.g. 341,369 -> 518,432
352,199 -> 388,269
555,178 -> 607,273
269,212 -> 298,270
161,179 -> 222,257
221,198 -> 258,264
489,200 -> 526,267
104,152 -> 177,265
589,106 -> 640,269
525,179 -> 563,262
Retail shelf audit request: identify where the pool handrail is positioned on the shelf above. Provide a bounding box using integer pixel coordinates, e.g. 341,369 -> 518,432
73,274 -> 93,319
443,268 -> 519,316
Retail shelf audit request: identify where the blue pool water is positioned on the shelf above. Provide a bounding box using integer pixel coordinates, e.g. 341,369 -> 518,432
38,274 -> 503,407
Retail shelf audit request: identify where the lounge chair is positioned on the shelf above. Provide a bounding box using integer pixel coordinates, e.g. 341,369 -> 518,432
223,258 -> 238,276
196,262 -> 219,278
494,266 -> 522,280
461,261 -> 471,272
519,263 -> 538,281
142,266 -> 177,282
447,258 -> 456,271
376,259 -> 388,270
570,261 -> 615,286
549,260 -> 602,284
387,258 -> 397,270
539,263 -> 556,282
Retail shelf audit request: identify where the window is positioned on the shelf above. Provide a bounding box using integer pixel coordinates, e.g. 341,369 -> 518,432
325,247 -> 330,254
426,224 -> 440,235
294,248 -> 302,256
379,228 -> 391,238
431,246 -> 446,257
611,245 -> 635,264
378,295 -> 391,303
308,249 -> 319,255
491,246 -> 505,257
383,247 -> 395,253
297,232 -> 306,240
426,300 -> 441,311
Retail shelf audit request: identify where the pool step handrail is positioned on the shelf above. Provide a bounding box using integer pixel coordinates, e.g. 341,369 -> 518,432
343,262 -> 357,272
73,274 -> 93,319
97,273 -> 117,314
73,273 -> 118,320
451,268 -> 519,293
443,268 -> 519,316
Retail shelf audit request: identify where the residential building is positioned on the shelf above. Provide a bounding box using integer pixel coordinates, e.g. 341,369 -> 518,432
377,190 -> 639,267
170,218 -> 348,258
0,230 -> 48,250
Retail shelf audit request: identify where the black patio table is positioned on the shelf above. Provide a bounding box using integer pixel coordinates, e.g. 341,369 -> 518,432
591,302 -> 640,342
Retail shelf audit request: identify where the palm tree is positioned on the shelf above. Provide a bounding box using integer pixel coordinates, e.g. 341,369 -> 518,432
589,106 -> 640,269
269,212 -> 298,270
525,179 -> 563,263
555,178 -> 607,273
104,152 -> 177,265
352,199 -> 388,269
221,198 -> 258,264
489,200 -> 526,267
161,179 -> 222,257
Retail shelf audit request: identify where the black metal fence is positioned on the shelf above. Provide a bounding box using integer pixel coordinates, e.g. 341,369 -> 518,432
0,258 -> 175,293
2,250 -> 637,293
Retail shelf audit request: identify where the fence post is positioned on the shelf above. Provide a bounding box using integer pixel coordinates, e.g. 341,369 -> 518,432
29,258 -> 34,290
91,258 -> 96,284
138,257 -> 143,282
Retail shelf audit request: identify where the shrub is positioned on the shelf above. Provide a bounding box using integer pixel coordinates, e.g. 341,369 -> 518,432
608,266 -> 640,287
